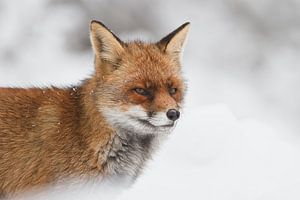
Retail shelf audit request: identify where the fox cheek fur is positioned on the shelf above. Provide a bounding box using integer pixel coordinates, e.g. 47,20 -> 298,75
0,20 -> 190,196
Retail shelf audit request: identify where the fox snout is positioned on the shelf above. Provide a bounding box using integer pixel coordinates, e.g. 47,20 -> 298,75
102,105 -> 181,135
166,109 -> 180,121
146,108 -> 181,129
143,108 -> 180,128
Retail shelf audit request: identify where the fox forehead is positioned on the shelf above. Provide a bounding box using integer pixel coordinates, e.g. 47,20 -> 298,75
115,42 -> 184,87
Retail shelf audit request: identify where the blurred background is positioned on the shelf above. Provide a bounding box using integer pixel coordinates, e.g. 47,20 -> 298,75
1,0 -> 300,199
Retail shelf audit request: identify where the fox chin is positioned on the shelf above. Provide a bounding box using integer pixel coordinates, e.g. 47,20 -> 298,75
0,20 -> 190,197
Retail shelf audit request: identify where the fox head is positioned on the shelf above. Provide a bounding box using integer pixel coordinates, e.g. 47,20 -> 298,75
89,20 -> 190,135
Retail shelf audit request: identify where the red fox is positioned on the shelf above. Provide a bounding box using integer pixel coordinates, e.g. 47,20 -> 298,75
0,20 -> 190,197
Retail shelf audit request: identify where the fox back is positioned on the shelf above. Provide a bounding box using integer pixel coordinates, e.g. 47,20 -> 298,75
0,20 -> 190,197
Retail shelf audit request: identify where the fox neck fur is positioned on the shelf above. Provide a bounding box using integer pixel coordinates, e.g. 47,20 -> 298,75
79,79 -> 166,178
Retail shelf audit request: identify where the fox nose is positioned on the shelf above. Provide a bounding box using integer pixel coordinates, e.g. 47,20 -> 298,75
166,109 -> 180,121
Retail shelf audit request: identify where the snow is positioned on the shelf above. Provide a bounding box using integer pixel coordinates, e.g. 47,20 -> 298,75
122,106 -> 300,199
120,105 -> 300,200
1,0 -> 300,199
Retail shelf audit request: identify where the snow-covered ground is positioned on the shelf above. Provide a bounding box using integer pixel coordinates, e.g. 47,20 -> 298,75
120,105 -> 300,200
1,0 -> 300,199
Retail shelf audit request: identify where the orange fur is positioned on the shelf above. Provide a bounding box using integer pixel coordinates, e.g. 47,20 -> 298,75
0,20 -> 190,197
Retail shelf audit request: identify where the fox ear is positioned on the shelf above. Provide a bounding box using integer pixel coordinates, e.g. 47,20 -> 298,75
158,22 -> 190,62
90,20 -> 124,64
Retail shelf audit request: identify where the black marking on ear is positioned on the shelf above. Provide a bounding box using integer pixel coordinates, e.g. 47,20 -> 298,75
158,22 -> 190,52
91,20 -> 125,47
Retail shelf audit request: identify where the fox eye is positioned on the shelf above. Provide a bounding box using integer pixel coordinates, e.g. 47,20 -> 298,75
169,88 -> 177,95
133,88 -> 149,96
